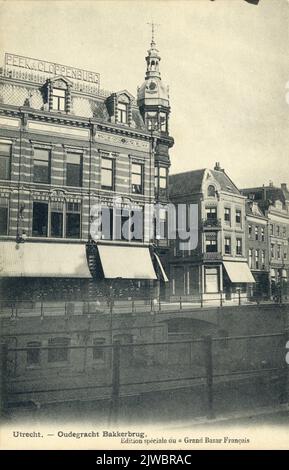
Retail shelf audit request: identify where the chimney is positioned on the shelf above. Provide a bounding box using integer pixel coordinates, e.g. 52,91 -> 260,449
214,162 -> 221,171
269,180 -> 273,188
281,183 -> 287,192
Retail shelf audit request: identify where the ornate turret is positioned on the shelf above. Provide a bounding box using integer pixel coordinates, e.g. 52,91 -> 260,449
137,23 -> 170,134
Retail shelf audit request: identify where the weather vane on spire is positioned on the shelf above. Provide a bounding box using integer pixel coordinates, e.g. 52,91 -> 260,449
147,21 -> 160,45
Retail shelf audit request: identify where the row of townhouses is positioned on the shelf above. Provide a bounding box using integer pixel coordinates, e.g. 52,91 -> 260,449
0,41 -> 288,306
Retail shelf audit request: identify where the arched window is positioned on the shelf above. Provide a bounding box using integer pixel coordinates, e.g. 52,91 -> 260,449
208,185 -> 216,197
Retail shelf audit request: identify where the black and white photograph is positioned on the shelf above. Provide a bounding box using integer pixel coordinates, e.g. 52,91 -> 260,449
0,0 -> 288,451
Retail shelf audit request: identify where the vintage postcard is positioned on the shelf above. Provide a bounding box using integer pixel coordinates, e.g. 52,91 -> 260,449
0,0 -> 288,452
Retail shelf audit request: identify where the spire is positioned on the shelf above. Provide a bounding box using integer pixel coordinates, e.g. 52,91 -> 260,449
145,21 -> 161,80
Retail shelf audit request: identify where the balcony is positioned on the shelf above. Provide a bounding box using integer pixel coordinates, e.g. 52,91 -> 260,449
202,218 -> 222,230
202,251 -> 222,261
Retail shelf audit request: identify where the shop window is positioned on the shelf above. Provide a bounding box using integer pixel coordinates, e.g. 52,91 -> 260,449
0,142 -> 11,180
66,152 -> 82,187
33,148 -> 50,184
48,337 -> 70,363
0,198 -> 8,235
66,202 -> 81,239
205,267 -> 219,294
32,202 -> 48,237
50,201 -> 63,238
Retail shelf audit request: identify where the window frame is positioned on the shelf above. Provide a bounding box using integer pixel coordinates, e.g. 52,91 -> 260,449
224,207 -> 231,224
52,87 -> 66,112
33,147 -> 51,184
224,236 -> 231,255
117,102 -> 128,124
66,152 -> 83,187
101,156 -> 114,190
0,142 -> 11,180
131,161 -> 144,194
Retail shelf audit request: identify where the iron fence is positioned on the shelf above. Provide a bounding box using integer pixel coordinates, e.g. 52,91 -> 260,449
1,330 -> 288,424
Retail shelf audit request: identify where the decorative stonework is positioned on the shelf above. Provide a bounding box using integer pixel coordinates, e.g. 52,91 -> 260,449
94,131 -> 149,151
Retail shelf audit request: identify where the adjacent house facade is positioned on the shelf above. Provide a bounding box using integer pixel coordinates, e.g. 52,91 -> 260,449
245,200 -> 269,300
169,163 -> 255,302
242,184 -> 289,300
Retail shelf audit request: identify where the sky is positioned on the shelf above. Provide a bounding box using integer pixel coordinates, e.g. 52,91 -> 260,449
0,0 -> 288,188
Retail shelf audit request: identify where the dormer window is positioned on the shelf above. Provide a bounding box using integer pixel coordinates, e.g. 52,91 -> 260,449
45,77 -> 72,113
117,102 -> 128,124
52,88 -> 66,111
106,91 -> 132,126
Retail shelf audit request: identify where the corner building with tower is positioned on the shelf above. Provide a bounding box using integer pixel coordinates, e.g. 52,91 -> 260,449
0,34 -> 174,303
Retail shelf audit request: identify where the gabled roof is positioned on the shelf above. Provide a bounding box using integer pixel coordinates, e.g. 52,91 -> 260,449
169,168 -> 240,198
169,169 -> 206,197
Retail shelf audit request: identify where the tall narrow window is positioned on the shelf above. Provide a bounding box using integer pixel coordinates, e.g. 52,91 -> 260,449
0,198 -> 8,235
131,162 -> 143,194
205,207 -> 217,222
224,237 -> 231,254
0,142 -> 11,180
32,202 -> 48,237
33,148 -> 50,184
117,102 -> 128,124
255,249 -> 259,269
159,112 -> 167,132
52,88 -> 66,111
66,202 -> 81,239
277,245 -> 281,259
261,250 -> 265,269
271,243 -> 275,259
159,167 -> 167,189
236,209 -> 241,225
50,201 -> 63,238
236,238 -> 242,256
255,226 -> 259,241
261,227 -> 265,242
66,152 -> 82,187
249,248 -> 253,268
248,225 -> 252,236
205,233 -> 217,252
224,208 -> 231,223
101,157 -> 114,190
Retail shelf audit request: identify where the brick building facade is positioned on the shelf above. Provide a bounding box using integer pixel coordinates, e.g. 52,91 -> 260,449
0,40 -> 173,302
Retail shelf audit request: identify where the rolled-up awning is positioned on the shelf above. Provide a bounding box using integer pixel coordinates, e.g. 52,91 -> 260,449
223,261 -> 255,283
0,241 -> 91,278
97,244 -> 157,280
154,253 -> 169,282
